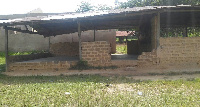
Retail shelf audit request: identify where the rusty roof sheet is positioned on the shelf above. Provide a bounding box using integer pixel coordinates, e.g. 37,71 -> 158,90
1,5 -> 200,36
0,6 -> 177,24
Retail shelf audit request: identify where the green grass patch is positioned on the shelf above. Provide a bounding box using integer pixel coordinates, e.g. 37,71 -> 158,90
116,45 -> 127,54
0,74 -> 200,106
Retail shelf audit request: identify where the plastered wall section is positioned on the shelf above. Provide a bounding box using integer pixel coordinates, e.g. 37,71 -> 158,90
50,30 -> 116,53
82,41 -> 111,66
0,28 -> 116,53
0,28 -> 49,52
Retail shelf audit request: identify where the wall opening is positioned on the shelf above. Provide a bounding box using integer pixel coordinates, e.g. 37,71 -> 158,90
112,29 -> 139,60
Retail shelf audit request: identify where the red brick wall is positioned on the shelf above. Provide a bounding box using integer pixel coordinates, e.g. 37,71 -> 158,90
82,41 -> 111,66
9,61 -> 76,71
50,42 -> 79,56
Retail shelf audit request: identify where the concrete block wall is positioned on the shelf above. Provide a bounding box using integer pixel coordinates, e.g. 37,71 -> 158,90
82,41 -> 111,66
9,61 -> 76,71
50,42 -> 79,56
159,37 -> 200,66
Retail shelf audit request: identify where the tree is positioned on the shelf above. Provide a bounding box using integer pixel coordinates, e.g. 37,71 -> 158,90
76,1 -> 94,12
96,4 -> 112,11
118,0 -> 200,8
76,1 -> 112,13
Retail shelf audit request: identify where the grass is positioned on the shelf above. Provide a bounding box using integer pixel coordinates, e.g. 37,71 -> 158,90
0,74 -> 200,106
0,52 -> 200,106
0,53 -> 6,73
116,44 -> 127,54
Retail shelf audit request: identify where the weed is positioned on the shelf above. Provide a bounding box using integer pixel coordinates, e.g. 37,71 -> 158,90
116,44 -> 127,54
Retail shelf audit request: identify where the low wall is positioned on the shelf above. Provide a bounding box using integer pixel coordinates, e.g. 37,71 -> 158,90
9,61 -> 76,71
50,42 -> 79,56
159,37 -> 200,67
137,37 -> 200,68
82,41 -> 111,66
137,49 -> 158,67
8,53 -> 52,63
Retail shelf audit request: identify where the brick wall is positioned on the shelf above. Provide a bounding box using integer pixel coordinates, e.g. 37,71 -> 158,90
50,42 -> 79,56
137,37 -> 200,68
9,61 -> 77,71
137,49 -> 158,67
82,41 -> 111,66
159,37 -> 200,67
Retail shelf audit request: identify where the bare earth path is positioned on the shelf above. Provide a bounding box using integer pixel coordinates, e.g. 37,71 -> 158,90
3,67 -> 200,81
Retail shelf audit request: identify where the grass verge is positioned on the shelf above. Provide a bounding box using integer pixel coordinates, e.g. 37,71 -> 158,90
0,74 -> 200,106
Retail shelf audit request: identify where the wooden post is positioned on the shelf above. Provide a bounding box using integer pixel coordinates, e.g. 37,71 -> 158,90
4,26 -> 9,72
156,12 -> 160,49
78,21 -> 82,60
48,36 -> 51,52
94,28 -> 96,41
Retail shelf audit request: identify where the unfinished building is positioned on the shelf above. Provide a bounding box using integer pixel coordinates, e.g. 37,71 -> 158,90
1,5 -> 200,72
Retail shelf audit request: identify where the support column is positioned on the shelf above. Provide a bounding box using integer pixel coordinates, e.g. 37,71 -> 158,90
4,26 -> 9,72
94,28 -> 96,41
156,12 -> 160,49
151,12 -> 161,50
48,36 -> 51,52
78,21 -> 82,60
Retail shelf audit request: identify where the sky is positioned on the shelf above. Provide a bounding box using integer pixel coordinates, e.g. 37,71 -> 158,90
0,0 -> 127,15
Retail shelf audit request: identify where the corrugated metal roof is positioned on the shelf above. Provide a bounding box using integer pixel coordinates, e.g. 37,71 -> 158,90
1,5 -> 200,36
0,6 -> 175,24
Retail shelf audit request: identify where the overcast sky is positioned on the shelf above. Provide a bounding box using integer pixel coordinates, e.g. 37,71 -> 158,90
0,0 -> 127,15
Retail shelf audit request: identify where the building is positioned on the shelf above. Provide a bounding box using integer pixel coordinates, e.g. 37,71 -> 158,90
1,5 -> 200,72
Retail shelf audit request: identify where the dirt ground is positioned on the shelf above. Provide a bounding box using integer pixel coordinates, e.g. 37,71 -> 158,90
3,67 -> 200,81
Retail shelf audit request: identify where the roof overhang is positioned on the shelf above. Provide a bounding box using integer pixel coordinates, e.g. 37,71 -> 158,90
1,5 -> 200,37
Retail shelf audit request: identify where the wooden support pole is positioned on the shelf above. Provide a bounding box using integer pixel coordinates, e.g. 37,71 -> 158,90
185,27 -> 188,37
48,36 -> 51,52
4,26 -> 9,72
94,28 -> 96,41
156,12 -> 160,49
78,21 -> 82,60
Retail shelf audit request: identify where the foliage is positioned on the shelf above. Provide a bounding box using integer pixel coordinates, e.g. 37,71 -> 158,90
118,0 -> 200,8
161,27 -> 200,37
116,44 -> 127,54
76,1 -> 95,12
0,53 -> 5,73
96,4 -> 112,11
70,60 -> 90,70
76,1 -> 112,13
0,74 -> 200,106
